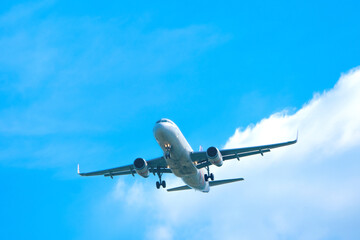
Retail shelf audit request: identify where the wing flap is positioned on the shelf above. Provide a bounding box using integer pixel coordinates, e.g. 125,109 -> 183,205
104,170 -> 135,177
222,148 -> 270,160
102,168 -> 173,178
220,139 -> 297,156
78,164 -> 132,176
196,149 -> 271,169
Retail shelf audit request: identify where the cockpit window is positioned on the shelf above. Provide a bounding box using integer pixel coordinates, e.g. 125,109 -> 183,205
156,118 -> 174,125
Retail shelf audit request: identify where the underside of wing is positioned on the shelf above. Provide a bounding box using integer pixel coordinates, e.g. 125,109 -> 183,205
220,138 -> 297,156
191,136 -> 297,168
78,156 -> 170,177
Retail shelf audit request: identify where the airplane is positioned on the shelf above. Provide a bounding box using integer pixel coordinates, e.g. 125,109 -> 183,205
78,118 -> 297,192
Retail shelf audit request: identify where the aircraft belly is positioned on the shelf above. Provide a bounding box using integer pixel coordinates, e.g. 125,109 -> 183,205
182,169 -> 209,192
166,153 -> 197,177
155,121 -> 206,190
160,128 -> 197,177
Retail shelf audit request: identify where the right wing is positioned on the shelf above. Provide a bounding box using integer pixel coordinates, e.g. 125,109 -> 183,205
78,156 -> 171,178
191,135 -> 297,169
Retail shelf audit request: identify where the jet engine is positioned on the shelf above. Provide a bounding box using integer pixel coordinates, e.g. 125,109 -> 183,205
133,158 -> 149,178
206,146 -> 223,167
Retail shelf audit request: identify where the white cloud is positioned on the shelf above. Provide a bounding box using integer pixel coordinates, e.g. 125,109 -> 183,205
98,67 -> 360,239
127,67 -> 360,239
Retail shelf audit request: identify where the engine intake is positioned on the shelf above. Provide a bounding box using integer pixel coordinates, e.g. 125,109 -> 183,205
133,158 -> 149,178
206,146 -> 223,167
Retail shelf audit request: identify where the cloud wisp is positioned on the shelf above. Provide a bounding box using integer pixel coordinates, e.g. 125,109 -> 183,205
108,67 -> 360,240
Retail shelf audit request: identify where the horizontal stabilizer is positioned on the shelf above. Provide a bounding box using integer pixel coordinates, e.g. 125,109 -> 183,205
209,177 -> 244,187
167,177 -> 244,192
167,185 -> 191,192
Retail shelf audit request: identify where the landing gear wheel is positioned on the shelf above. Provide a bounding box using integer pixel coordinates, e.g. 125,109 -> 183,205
165,152 -> 171,159
210,173 -> 214,181
156,167 -> 166,189
204,174 -> 209,182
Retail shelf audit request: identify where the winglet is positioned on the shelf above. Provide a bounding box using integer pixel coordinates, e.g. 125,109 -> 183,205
296,130 -> 299,141
77,164 -> 80,175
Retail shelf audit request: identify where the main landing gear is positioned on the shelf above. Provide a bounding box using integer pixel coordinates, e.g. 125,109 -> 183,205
156,167 -> 166,189
156,180 -> 166,189
204,165 -> 214,181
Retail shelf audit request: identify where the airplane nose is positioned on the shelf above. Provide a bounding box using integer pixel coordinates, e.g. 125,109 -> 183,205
153,123 -> 165,139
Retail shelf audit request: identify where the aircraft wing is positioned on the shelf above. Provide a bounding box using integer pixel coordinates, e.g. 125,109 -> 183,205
78,156 -> 171,178
191,136 -> 297,169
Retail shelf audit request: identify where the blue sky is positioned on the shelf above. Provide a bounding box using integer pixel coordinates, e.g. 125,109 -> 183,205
0,1 -> 360,239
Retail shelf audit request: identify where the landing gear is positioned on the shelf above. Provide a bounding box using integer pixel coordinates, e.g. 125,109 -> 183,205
205,173 -> 214,181
204,165 -> 214,181
156,180 -> 166,189
155,167 -> 166,189
156,181 -> 166,189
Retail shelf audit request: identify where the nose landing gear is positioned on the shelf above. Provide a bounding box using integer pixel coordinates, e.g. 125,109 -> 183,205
164,144 -> 171,159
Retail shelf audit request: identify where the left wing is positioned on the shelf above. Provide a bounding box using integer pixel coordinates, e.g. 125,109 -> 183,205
78,156 -> 171,178
191,136 -> 297,169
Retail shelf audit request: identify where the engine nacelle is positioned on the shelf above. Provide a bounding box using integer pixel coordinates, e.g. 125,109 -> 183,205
206,146 -> 223,167
133,158 -> 149,178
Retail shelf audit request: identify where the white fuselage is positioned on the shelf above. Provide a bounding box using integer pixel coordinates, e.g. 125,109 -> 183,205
153,120 -> 210,192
